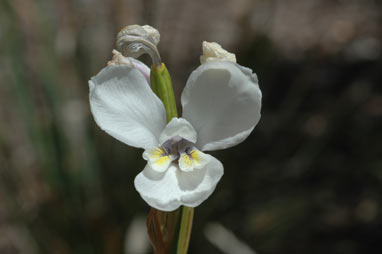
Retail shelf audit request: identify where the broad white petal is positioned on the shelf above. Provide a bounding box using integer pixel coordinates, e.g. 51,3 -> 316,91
89,65 -> 166,149
134,155 -> 224,211
108,50 -> 151,84
181,61 -> 262,151
159,118 -> 197,145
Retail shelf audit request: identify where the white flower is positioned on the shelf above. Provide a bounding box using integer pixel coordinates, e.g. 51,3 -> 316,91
89,59 -> 262,211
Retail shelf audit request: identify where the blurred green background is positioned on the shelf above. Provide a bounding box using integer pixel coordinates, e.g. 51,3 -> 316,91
0,0 -> 380,253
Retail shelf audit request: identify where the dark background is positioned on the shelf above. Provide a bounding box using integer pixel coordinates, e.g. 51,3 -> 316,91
0,0 -> 380,253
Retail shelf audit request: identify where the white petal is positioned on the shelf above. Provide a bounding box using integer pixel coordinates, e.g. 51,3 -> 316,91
181,61 -> 262,151
134,155 -> 224,211
159,118 -> 197,145
89,65 -> 166,149
130,58 -> 151,84
107,50 -> 151,84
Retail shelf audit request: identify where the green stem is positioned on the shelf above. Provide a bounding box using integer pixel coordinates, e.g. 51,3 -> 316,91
176,206 -> 194,254
149,63 -> 194,254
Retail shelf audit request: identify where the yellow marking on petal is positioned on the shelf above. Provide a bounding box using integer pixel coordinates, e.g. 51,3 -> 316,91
154,155 -> 171,166
150,147 -> 167,159
189,149 -> 201,163
189,149 -> 209,169
181,153 -> 193,168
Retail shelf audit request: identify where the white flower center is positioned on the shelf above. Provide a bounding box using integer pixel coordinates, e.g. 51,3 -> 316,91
143,136 -> 209,173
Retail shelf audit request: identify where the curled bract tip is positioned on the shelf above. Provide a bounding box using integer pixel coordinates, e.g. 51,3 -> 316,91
116,24 -> 161,65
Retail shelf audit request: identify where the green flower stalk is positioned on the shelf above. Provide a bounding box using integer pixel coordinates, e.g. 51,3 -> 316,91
116,24 -> 193,253
149,62 -> 194,254
150,63 -> 178,122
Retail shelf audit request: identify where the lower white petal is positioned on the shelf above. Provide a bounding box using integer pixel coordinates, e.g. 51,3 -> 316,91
134,154 -> 224,211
